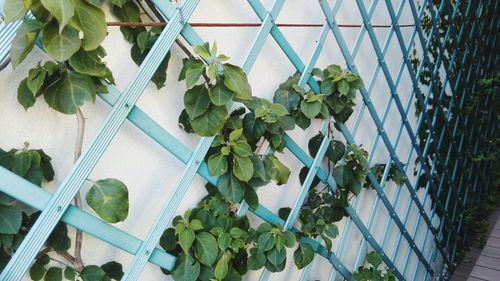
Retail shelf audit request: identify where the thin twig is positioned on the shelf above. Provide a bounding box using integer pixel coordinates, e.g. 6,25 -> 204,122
73,108 -> 85,272
49,256 -> 75,268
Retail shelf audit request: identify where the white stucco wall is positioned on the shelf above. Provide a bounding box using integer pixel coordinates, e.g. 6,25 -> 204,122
0,0 -> 443,280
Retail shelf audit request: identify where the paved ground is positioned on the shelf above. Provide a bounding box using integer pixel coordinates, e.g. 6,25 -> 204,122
450,208 -> 500,281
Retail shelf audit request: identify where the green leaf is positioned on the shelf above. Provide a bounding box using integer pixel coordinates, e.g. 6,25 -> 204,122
81,265 -> 106,281
10,19 -> 43,68
269,103 -> 289,117
222,64 -> 252,101
136,31 -> 149,53
284,231 -> 296,248
43,71 -> 94,115
68,48 -> 113,80
85,178 -> 129,223
232,141 -> 253,157
207,153 -> 227,177
40,0 -> 75,31
72,0 -> 107,50
185,61 -> 205,89
300,100 -> 321,119
194,232 -> 218,266
248,248 -> 266,270
326,64 -> 342,79
325,224 -> 339,238
3,0 -> 27,22
184,85 -> 211,119
232,155 -> 254,182
190,105 -> 228,137
0,208 -> 22,235
329,140 -> 346,164
101,261 -> 123,280
338,79 -> 350,95
45,267 -> 62,281
293,110 -> 311,130
350,179 -> 363,195
12,151 -> 31,177
243,186 -> 259,210
42,21 -> 81,61
242,112 -> 266,143
273,89 -> 300,112
110,0 -> 127,8
332,165 -> 351,187
178,228 -> 195,253
46,222 -> 71,253
159,228 -> 177,252
209,82 -> 233,106
17,78 -> 36,110
63,267 -> 76,281
130,45 -> 171,89
266,247 -> 286,267
263,155 -> 290,185
214,254 -> 230,280
27,67 -> 47,95
218,233 -> 231,250
193,43 -> 211,60
218,172 -> 246,203
294,243 -> 314,270
367,251 -> 383,268
257,232 -> 274,252
172,254 -> 201,281
30,255 -> 50,281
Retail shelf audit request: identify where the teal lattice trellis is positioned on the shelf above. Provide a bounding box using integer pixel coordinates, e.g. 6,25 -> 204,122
0,0 -> 498,280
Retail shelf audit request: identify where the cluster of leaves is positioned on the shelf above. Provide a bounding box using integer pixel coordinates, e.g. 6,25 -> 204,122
170,41 -> 374,279
159,187 -> 296,281
0,144 -> 129,280
176,43 -> 292,210
30,256 -> 124,281
6,0 -> 168,115
0,145 -> 54,271
364,163 -> 406,189
5,0 -> 113,115
109,0 -> 170,89
351,251 -> 395,281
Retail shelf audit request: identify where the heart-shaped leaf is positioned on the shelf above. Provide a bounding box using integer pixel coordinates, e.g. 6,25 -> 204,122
43,71 -> 94,115
42,21 -> 81,61
85,178 -> 129,223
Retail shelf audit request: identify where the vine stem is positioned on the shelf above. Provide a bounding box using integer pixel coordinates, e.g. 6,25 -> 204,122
73,108 -> 85,272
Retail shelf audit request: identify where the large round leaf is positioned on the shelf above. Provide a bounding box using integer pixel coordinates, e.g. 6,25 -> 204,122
222,64 -> 252,101
42,21 -> 81,61
218,172 -> 245,203
172,254 -> 201,281
3,0 -> 27,22
184,85 -> 210,119
0,205 -> 22,234
190,105 -> 227,136
209,82 -> 233,106
207,153 -> 227,177
10,20 -> 43,68
194,232 -> 219,266
73,0 -> 107,50
294,244 -> 314,270
81,265 -> 106,281
85,178 -> 129,223
43,71 -> 94,115
40,0 -> 75,30
232,155 -> 253,182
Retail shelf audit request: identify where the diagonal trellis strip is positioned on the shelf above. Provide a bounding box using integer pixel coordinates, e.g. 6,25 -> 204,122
319,0 -> 437,276
120,0 -> 293,278
0,0 -> 200,279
